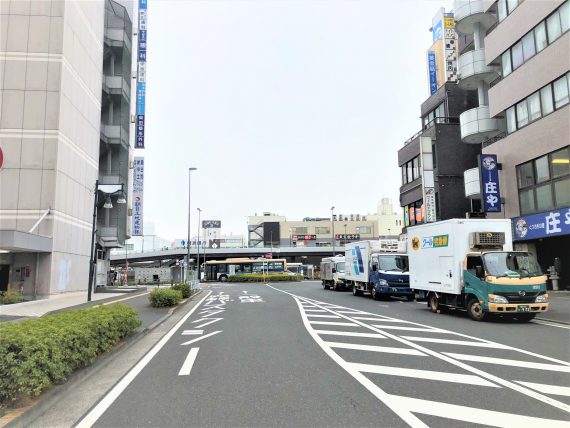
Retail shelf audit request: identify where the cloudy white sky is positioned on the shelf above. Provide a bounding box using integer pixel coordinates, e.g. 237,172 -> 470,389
137,0 -> 453,240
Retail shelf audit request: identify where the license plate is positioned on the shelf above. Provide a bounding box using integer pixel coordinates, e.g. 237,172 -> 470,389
517,305 -> 530,312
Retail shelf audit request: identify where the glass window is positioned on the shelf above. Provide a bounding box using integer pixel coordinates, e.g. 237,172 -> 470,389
498,0 -> 507,21
554,178 -> 570,207
519,189 -> 535,215
517,162 -> 535,187
522,31 -> 536,60
435,103 -> 445,118
412,157 -> 419,180
407,161 -> 413,182
402,166 -> 407,184
553,75 -> 569,108
291,227 -> 308,234
534,21 -> 548,52
535,155 -> 550,183
511,41 -> 524,69
547,10 -> 562,42
561,1 -> 570,33
536,183 -> 554,211
501,51 -> 512,77
506,106 -> 517,133
551,147 -> 570,177
516,100 -> 528,128
358,226 -> 371,233
315,227 -> 330,234
540,84 -> 554,115
527,92 -> 541,122
507,0 -> 518,14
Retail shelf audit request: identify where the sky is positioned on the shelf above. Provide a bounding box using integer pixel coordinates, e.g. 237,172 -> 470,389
138,0 -> 453,241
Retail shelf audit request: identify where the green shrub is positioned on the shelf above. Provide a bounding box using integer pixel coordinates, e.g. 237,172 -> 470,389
0,304 -> 140,405
0,290 -> 24,305
149,288 -> 182,307
171,282 -> 191,298
227,274 -> 303,282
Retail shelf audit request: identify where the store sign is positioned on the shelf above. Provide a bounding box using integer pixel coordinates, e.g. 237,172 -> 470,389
135,0 -> 148,149
292,234 -> 316,241
424,187 -> 437,222
427,51 -> 437,95
513,208 -> 570,241
202,220 -> 221,228
0,146 -> 4,170
335,234 -> 360,240
480,154 -> 501,213
132,157 -> 144,235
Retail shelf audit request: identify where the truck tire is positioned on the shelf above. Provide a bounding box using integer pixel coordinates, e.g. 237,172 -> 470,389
332,282 -> 338,291
371,286 -> 379,300
353,285 -> 363,297
323,281 -> 330,290
467,298 -> 487,321
406,295 -> 415,302
428,294 -> 440,313
515,313 -> 536,322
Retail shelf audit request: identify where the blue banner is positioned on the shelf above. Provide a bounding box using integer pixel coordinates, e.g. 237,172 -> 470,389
428,51 -> 437,95
432,20 -> 442,42
135,0 -> 147,149
480,154 -> 501,213
513,207 -> 570,241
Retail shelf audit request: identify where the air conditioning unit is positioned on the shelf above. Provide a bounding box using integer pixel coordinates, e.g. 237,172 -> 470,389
470,232 -> 505,249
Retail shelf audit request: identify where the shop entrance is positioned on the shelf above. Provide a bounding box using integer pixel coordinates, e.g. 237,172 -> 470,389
535,235 -> 570,290
0,264 -> 9,292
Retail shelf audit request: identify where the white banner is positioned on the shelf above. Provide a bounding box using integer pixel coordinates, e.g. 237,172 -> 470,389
132,157 -> 144,235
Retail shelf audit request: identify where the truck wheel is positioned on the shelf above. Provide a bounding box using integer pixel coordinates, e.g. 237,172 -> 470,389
406,295 -> 415,302
428,294 -> 440,313
353,285 -> 362,297
371,286 -> 379,300
332,282 -> 338,291
322,281 -> 329,290
515,313 -> 536,322
467,298 -> 487,321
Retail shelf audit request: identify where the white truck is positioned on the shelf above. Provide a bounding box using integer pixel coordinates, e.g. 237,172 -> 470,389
345,241 -> 412,300
407,219 -> 549,321
320,256 -> 346,290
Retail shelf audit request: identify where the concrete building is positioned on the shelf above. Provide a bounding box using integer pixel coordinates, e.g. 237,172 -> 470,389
365,198 -> 405,238
0,0 -> 133,297
456,0 -> 569,287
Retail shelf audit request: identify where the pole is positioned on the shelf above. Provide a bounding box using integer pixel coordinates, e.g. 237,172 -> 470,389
344,224 -> 347,247
125,238 -> 128,286
331,206 -> 335,256
87,180 -> 99,302
197,208 -> 201,281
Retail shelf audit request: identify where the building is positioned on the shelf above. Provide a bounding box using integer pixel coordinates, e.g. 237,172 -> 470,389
456,0 -> 569,287
365,198 -> 404,238
0,0 -> 134,297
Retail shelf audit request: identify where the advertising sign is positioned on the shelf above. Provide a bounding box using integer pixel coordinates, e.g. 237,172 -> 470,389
202,220 -> 221,229
427,51 -> 437,95
135,0 -> 147,149
335,234 -> 360,241
513,208 -> 570,241
292,234 -> 316,241
480,154 -> 501,213
424,187 -> 437,222
132,157 -> 144,235
432,20 -> 443,42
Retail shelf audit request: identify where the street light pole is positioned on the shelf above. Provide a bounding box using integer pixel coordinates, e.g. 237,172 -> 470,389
344,223 -> 347,247
186,167 -> 197,283
197,208 -> 201,281
330,206 -> 335,256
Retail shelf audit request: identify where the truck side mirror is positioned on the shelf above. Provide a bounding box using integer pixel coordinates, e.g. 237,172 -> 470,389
332,268 -> 336,273
372,265 -> 378,272
475,265 -> 484,278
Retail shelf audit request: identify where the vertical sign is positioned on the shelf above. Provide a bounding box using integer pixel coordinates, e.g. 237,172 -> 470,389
427,51 -> 437,95
480,154 -> 501,213
420,137 -> 436,223
443,13 -> 458,83
132,157 -> 144,235
135,0 -> 147,149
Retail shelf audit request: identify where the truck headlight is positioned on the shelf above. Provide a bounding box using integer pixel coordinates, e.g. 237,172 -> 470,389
488,294 -> 508,304
378,279 -> 388,286
535,294 -> 548,303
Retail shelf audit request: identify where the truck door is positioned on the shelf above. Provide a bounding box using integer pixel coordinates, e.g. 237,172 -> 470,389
439,257 -> 454,289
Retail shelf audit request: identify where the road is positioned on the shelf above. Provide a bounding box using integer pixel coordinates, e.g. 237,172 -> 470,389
76,281 -> 570,428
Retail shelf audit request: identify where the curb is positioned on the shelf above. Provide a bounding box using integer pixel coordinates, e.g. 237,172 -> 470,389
1,290 -> 203,428
535,316 -> 570,325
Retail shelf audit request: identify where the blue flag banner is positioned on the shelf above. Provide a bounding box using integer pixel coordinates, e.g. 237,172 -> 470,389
480,154 -> 501,213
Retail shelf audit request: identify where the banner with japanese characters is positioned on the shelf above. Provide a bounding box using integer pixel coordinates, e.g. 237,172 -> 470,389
513,208 -> 570,241
132,157 -> 144,235
135,0 -> 147,148
480,154 -> 501,213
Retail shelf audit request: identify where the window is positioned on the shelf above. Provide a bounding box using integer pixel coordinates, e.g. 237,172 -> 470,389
551,147 -> 570,177
554,178 -> 570,206
501,51 -> 512,77
498,0 -> 507,21
527,92 -> 541,122
535,155 -> 550,183
516,100 -> 528,128
536,184 -> 554,211
412,157 -> 420,180
519,189 -> 535,214
547,10 -> 562,42
561,1 -> 570,32
315,227 -> 330,234
401,166 -> 406,185
511,41 -> 524,69
435,103 -> 445,118
534,21 -> 548,52
517,161 -> 534,188
507,0 -> 519,14
521,31 -> 536,60
505,106 -> 516,133
432,143 -> 437,169
358,226 -> 371,234
407,161 -> 413,183
553,75 -> 569,108
540,85 -> 554,115
290,227 -> 307,234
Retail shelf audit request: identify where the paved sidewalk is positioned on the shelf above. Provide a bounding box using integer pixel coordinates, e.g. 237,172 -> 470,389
536,293 -> 570,324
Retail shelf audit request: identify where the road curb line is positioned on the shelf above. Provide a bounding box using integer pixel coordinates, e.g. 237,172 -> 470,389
1,290 -> 204,428
535,317 -> 570,326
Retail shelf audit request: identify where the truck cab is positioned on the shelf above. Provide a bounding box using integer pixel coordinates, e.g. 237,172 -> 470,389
368,253 -> 413,300
320,256 -> 347,290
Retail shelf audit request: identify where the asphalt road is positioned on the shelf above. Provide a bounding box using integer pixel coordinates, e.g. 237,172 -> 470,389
78,281 -> 570,428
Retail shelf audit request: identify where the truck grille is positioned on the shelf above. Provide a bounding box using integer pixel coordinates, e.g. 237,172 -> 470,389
495,291 -> 538,303
387,279 -> 409,287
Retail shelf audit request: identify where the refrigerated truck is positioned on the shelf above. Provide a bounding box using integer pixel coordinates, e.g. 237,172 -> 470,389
320,256 -> 346,290
407,219 -> 549,321
345,241 -> 412,300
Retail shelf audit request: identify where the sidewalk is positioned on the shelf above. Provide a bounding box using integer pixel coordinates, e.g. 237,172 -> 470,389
536,292 -> 570,324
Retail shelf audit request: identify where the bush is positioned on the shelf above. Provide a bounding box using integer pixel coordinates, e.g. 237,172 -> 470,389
0,290 -> 24,305
171,282 -> 191,298
227,274 -> 303,282
149,288 -> 182,307
0,304 -> 140,405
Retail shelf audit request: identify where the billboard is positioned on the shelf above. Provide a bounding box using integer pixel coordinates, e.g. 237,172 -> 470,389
202,220 -> 221,228
480,154 -> 501,213
132,157 -> 144,235
135,0 -> 147,149
427,9 -> 457,95
427,51 -> 437,95
513,208 -> 570,241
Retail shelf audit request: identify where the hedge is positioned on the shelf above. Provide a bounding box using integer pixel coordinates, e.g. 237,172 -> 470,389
0,290 -> 24,305
0,304 -> 141,405
171,282 -> 191,298
149,288 -> 182,307
227,274 -> 303,282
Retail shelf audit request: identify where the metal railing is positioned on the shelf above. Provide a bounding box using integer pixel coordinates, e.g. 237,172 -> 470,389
403,117 -> 459,146
482,131 -> 507,148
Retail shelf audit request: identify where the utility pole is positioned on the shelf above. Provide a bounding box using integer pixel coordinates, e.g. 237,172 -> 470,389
331,206 -> 335,256
197,207 -> 201,281
186,167 -> 197,283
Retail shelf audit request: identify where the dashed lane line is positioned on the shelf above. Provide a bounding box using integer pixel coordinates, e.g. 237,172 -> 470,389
180,330 -> 222,346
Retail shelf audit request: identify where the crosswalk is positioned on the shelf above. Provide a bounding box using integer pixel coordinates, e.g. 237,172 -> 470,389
293,294 -> 570,427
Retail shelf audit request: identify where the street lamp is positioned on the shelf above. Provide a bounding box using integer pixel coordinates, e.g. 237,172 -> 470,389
197,207 -> 201,281
186,167 -> 197,283
88,180 -> 126,302
330,206 -> 335,256
289,228 -> 292,247
344,224 -> 347,247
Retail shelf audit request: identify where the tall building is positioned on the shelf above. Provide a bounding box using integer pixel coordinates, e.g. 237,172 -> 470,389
0,0 -> 133,296
456,0 -> 569,287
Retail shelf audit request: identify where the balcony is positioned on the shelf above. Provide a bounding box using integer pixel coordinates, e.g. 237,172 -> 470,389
103,75 -> 130,99
454,0 -> 497,34
464,167 -> 481,198
101,124 -> 129,146
458,49 -> 500,90
459,106 -> 505,144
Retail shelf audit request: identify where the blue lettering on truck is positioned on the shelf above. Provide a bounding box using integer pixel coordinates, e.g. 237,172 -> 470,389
356,247 -> 364,273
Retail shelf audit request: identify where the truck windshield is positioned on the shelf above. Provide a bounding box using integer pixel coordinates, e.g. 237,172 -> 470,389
336,262 -> 345,273
377,255 -> 409,272
482,252 -> 542,277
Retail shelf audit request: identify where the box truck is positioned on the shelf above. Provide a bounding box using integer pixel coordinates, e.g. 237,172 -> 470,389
320,256 -> 346,290
345,241 -> 412,300
407,219 -> 549,321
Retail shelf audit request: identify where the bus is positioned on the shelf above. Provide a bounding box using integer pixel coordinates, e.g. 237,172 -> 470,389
203,258 -> 288,282
286,263 -> 315,279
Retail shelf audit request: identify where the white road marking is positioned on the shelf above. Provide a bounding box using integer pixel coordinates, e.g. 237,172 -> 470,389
308,321 -> 359,326
443,353 -> 570,373
182,330 -> 203,335
101,291 -> 150,305
180,330 -> 222,346
372,325 -> 445,332
327,342 -> 426,356
305,314 -> 341,319
354,317 -> 411,323
348,363 -> 499,387
390,394 -> 570,428
533,320 -> 570,330
313,330 -> 386,339
198,309 -> 224,317
76,290 -> 213,428
336,310 -> 367,314
178,348 -> 199,376
303,309 -> 327,313
515,381 -> 570,397
401,336 -> 511,349
193,318 -> 223,328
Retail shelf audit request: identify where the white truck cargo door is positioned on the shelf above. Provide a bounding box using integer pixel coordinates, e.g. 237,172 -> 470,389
439,256 -> 454,289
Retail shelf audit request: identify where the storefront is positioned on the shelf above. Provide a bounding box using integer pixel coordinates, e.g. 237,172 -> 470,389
512,207 -> 570,290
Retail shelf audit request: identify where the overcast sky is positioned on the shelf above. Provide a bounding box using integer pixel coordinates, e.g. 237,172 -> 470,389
138,0 -> 452,240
